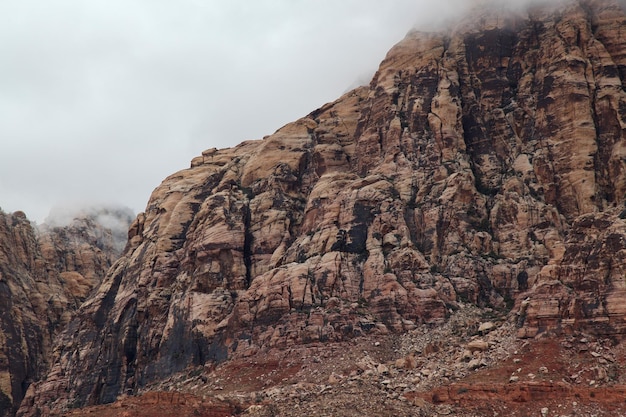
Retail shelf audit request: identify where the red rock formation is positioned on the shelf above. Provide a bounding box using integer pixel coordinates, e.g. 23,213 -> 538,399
0,208 -> 131,417
17,0 -> 626,415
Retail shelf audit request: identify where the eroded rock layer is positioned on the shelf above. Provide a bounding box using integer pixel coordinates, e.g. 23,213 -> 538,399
19,0 -> 626,414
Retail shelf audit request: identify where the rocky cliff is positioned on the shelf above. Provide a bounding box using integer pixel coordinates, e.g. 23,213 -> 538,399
0,208 -> 132,417
18,0 -> 626,415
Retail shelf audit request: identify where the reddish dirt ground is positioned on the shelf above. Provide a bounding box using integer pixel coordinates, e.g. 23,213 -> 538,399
59,318 -> 626,416
62,392 -> 239,417
413,337 -> 626,416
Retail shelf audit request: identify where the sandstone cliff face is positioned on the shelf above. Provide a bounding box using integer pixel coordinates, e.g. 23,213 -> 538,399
0,208 -> 131,417
19,0 -> 626,414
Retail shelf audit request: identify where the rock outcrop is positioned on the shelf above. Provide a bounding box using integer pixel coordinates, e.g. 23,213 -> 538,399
18,0 -> 626,414
0,208 -> 131,416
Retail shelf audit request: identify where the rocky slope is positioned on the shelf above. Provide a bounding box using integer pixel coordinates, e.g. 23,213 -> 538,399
0,208 -> 132,417
18,0 -> 626,415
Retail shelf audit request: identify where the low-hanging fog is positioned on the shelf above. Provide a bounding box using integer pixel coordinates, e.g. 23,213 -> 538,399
0,0 -> 577,223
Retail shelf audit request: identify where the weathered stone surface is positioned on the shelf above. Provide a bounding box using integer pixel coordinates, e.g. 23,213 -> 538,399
17,0 -> 626,415
467,340 -> 489,353
0,208 -> 131,417
519,210 -> 626,337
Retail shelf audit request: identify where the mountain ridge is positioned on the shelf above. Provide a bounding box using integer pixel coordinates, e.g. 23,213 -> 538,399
13,0 -> 626,415
0,207 -> 132,417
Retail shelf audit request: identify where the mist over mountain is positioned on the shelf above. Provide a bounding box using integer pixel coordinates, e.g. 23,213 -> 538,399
41,204 -> 135,252
4,0 -> 626,416
0,0 -> 475,224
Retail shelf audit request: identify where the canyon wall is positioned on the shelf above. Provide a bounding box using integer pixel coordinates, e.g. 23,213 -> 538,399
17,0 -> 626,414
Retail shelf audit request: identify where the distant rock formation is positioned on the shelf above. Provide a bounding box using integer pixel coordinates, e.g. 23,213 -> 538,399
42,205 -> 135,254
0,207 -> 131,417
18,0 -> 626,414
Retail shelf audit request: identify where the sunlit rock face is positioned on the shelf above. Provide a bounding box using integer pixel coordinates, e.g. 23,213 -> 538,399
19,0 -> 626,414
0,207 -> 131,417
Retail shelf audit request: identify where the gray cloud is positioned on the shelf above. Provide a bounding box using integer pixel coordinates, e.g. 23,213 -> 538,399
1,0 -> 568,222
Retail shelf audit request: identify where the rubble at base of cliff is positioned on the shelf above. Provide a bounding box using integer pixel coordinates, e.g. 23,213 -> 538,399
65,305 -> 626,417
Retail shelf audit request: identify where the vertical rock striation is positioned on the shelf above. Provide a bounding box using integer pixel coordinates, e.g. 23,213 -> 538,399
18,0 -> 626,414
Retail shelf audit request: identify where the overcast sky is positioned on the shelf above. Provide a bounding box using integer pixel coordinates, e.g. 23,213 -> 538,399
0,0 -> 478,223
